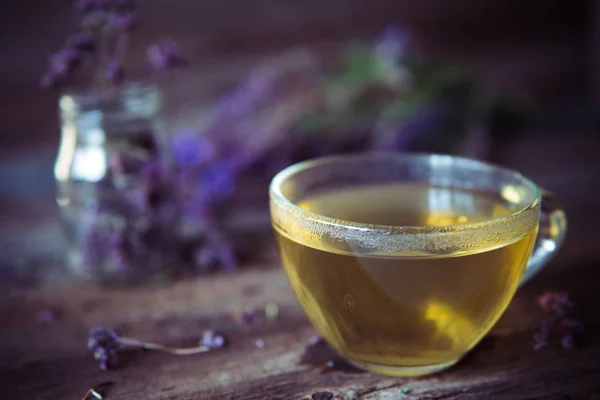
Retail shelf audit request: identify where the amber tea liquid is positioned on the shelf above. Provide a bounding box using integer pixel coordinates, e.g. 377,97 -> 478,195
274,182 -> 537,375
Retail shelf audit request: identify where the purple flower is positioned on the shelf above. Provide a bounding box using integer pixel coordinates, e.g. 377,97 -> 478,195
88,327 -> 121,370
533,291 -> 584,351
537,291 -> 573,317
559,318 -> 584,350
219,71 -> 275,118
88,327 -> 120,351
172,134 -> 215,169
201,329 -> 227,349
49,48 -> 81,76
111,12 -> 136,32
561,335 -> 576,350
106,59 -> 124,83
66,32 -> 96,52
141,159 -> 164,183
197,159 -> 238,202
147,39 -> 187,71
110,248 -> 130,271
127,185 -> 158,214
242,309 -> 262,325
374,26 -> 410,62
234,307 -> 264,326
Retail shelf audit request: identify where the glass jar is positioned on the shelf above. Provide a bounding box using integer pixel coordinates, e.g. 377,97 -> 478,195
55,83 -> 179,285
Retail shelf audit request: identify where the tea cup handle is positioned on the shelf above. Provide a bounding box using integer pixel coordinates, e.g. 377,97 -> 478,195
520,189 -> 567,285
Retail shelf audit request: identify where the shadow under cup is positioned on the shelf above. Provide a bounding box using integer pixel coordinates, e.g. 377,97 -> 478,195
269,154 -> 566,377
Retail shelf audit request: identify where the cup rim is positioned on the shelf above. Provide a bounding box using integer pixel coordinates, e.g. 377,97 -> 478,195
269,152 -> 541,235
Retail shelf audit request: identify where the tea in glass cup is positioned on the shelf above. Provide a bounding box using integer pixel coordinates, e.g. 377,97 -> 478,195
270,154 -> 566,376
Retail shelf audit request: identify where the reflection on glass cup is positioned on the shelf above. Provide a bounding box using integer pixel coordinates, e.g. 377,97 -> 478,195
270,154 -> 566,376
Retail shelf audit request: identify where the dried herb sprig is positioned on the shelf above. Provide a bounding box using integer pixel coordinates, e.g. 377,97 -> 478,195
232,303 -> 281,327
88,327 -> 226,370
234,307 -> 264,326
533,291 -> 584,351
42,0 -> 186,89
173,26 -> 484,272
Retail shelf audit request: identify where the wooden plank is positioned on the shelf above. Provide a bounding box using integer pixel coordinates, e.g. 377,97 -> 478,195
1,238 -> 600,400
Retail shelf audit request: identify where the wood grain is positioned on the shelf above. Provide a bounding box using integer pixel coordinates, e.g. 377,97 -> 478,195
1,250 -> 600,400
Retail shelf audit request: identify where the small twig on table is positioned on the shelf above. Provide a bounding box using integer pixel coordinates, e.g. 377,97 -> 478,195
117,336 -> 210,355
87,327 -> 226,370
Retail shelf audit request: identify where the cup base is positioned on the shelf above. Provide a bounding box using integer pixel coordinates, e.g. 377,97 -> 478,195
348,358 -> 459,377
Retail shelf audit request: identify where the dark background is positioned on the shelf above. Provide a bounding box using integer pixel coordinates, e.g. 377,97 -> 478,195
0,0 -> 595,150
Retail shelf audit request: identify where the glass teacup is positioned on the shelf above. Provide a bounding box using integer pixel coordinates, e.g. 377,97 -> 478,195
269,153 -> 566,377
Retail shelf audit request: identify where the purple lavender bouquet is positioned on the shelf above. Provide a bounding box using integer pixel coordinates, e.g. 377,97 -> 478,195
47,0 -> 187,285
172,28 -> 489,271
45,6 -> 493,279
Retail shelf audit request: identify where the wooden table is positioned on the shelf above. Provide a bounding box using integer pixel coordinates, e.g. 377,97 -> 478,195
1,131 -> 600,400
1,234 -> 600,400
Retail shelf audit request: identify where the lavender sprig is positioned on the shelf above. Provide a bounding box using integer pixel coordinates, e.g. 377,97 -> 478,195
43,0 -> 184,90
51,48 -> 82,75
110,12 -> 136,32
87,327 -> 226,370
88,327 -> 120,370
66,32 -> 96,52
147,39 -> 187,71
233,307 -> 264,326
169,26 -> 479,274
537,291 -> 574,317
533,291 -> 584,351
105,59 -> 125,84
171,54 -> 322,270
